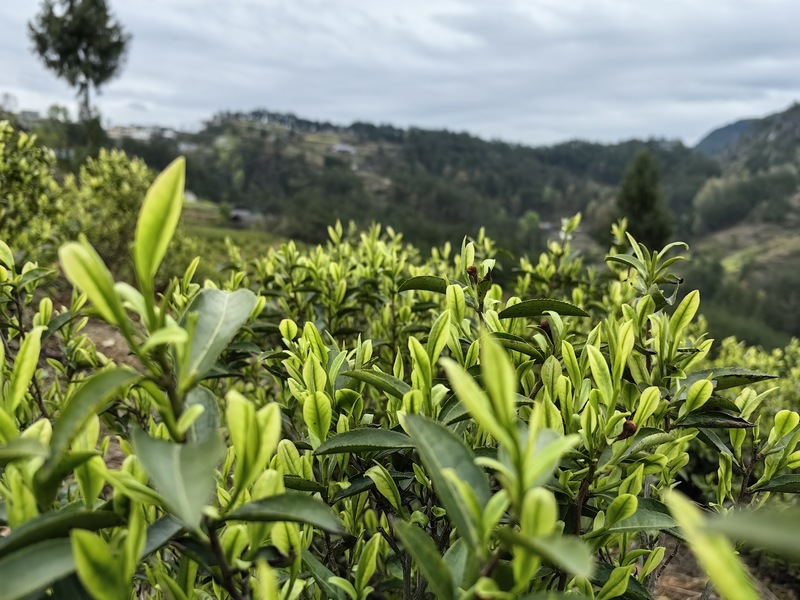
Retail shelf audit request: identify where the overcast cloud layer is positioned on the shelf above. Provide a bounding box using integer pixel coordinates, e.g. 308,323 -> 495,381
2,0 -> 800,145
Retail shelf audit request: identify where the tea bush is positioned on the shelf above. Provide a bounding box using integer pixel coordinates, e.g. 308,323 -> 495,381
0,157 -> 798,600
0,120 -> 195,278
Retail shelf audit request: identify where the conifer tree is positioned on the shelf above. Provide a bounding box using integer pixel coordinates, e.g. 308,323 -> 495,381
617,150 -> 673,249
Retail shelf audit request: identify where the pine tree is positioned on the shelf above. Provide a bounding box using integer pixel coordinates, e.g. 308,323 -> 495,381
29,0 -> 130,120
617,150 -> 673,249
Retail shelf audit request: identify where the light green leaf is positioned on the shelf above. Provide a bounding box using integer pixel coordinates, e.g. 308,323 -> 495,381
497,528 -> 594,579
441,358 -> 513,448
365,464 -> 403,513
304,391 -> 332,447
140,324 -> 188,354
596,564 -> 635,600
665,491 -> 758,600
6,326 -> 45,413
669,290 -> 699,342
59,241 -> 126,328
71,530 -> 127,600
586,345 -> 613,408
134,157 -> 185,288
481,334 -> 517,428
427,310 -> 451,363
132,429 -> 224,530
606,494 -> 638,527
355,533 -> 382,592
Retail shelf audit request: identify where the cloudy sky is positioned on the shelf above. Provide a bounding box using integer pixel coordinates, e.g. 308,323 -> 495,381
2,0 -> 799,146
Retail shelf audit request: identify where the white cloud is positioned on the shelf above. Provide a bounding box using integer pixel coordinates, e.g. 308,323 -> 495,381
2,0 -> 799,144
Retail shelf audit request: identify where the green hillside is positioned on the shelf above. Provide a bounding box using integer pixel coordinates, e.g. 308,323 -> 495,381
19,102 -> 800,346
113,110 -> 720,253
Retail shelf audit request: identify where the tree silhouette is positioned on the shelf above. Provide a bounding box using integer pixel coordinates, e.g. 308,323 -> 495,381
29,0 -> 130,119
617,150 -> 673,249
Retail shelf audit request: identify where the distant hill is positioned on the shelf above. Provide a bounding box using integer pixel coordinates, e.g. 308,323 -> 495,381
27,103 -> 800,346
109,109 -> 719,253
716,102 -> 800,172
694,118 -> 757,157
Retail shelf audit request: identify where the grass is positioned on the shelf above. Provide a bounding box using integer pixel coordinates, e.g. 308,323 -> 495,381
181,222 -> 285,280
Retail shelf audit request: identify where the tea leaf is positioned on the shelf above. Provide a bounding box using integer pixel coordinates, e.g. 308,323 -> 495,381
179,288 -> 258,388
225,493 -> 346,535
132,429 -> 225,530
0,539 -> 75,600
0,507 -> 123,559
398,276 -> 449,294
134,157 -> 185,289
405,415 -> 489,546
497,299 -> 588,319
341,369 -> 412,399
394,520 -> 454,600
315,429 -> 415,455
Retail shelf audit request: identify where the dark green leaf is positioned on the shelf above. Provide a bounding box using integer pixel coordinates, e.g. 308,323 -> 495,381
224,493 -> 346,535
185,386 -> 220,443
394,520 -> 453,600
0,539 -> 75,600
491,332 -> 545,360
752,474 -> 800,493
283,475 -> 327,494
315,428 -> 414,455
180,288 -> 258,386
330,476 -> 375,505
398,276 -> 448,294
143,516 -> 183,557
684,368 -> 777,392
606,504 -> 679,534
301,549 -> 345,600
341,370 -> 412,399
132,430 -> 225,530
42,311 -> 73,342
0,507 -> 123,559
405,415 -> 490,547
674,411 -> 753,429
498,299 -> 588,319
50,574 -> 92,600
33,451 -> 100,511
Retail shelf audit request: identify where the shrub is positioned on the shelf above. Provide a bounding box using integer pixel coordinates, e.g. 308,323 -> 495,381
0,158 -> 798,600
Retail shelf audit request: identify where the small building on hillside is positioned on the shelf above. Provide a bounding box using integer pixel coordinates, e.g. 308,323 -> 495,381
331,143 -> 357,155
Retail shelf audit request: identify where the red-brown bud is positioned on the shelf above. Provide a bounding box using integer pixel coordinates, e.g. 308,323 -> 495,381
466,265 -> 478,284
618,419 -> 638,440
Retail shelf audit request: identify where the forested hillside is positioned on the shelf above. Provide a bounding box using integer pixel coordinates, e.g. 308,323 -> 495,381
111,110 -> 720,252
15,102 -> 800,346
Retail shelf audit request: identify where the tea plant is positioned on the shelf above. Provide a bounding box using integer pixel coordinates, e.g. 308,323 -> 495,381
0,156 -> 798,600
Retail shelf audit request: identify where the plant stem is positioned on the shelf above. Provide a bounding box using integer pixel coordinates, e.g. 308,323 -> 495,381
205,517 -> 244,600
573,459 -> 597,536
